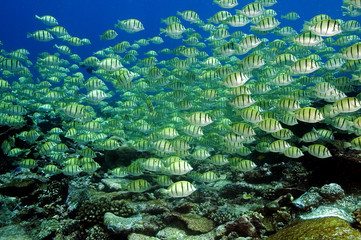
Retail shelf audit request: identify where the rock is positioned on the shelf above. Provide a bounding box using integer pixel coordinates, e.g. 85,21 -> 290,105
38,219 -> 59,239
300,206 -> 354,222
101,178 -> 128,191
129,233 -> 161,240
170,212 -> 214,233
224,213 -> 264,238
103,212 -> 142,233
353,208 -> 361,229
0,176 -> 39,197
156,227 -> 187,239
319,183 -> 345,202
292,187 -> 322,210
267,217 -> 361,240
0,224 -> 33,240
156,226 -> 217,240
66,178 -> 91,212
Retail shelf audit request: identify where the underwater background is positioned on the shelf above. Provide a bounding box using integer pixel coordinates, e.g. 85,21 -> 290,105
1,0 -> 345,61
1,0 -> 361,239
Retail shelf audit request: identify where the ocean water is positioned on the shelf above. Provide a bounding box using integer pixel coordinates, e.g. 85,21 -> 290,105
0,0 -> 347,62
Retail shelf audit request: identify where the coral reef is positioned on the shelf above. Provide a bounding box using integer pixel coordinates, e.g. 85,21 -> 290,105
76,198 -> 134,225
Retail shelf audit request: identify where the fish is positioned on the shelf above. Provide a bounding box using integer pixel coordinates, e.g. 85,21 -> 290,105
177,10 -> 200,23
304,19 -> 343,37
35,15 -> 59,26
302,144 -> 332,158
162,159 -> 193,175
62,164 -> 82,176
213,0 -> 238,8
115,19 -> 144,33
127,179 -> 151,192
281,12 -> 300,20
161,181 -> 196,198
282,146 -> 304,158
100,30 -> 118,40
27,30 -> 54,42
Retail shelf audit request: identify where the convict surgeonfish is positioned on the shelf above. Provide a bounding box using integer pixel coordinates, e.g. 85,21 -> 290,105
2,0 -> 361,211
160,181 -> 196,198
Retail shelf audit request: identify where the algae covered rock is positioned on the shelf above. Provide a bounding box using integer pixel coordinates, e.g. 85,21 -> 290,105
224,213 -> 265,238
292,187 -> 322,210
319,183 -> 345,202
300,206 -> 353,222
103,212 -> 142,233
129,233 -> 161,240
37,219 -> 59,239
156,227 -> 187,239
0,224 -> 33,240
169,212 -> 214,233
268,217 -> 361,240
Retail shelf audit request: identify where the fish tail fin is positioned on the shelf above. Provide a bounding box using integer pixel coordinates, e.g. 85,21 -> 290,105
344,142 -> 351,148
159,188 -> 169,197
26,33 -> 32,38
302,21 -> 312,32
301,145 -> 308,152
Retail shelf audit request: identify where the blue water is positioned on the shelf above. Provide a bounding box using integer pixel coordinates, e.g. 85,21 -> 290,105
0,0 -> 350,64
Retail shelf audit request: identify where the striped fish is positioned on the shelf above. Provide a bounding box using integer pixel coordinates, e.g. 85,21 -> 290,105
282,147 -> 304,158
115,19 -> 144,33
185,112 -> 213,127
162,181 -> 196,198
63,104 -> 87,119
0,58 -> 24,71
127,179 -> 151,192
35,15 -> 58,26
62,164 -> 82,176
100,29 -> 118,40
98,58 -> 123,71
162,160 -> 193,175
306,19 -> 342,37
294,107 -> 324,123
302,144 -> 332,158
223,72 -> 250,88
236,2 -> 264,17
27,30 -> 54,42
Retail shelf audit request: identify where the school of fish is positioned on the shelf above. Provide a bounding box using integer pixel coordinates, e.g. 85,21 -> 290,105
1,0 -> 361,198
